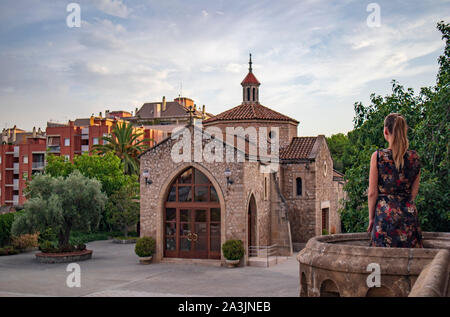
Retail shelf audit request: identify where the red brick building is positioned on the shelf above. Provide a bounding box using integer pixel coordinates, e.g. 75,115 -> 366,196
0,127 -> 46,206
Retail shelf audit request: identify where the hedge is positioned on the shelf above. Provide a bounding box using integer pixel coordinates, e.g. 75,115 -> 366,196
0,212 -> 19,247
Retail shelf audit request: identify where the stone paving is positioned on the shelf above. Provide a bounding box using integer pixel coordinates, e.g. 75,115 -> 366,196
0,240 -> 299,297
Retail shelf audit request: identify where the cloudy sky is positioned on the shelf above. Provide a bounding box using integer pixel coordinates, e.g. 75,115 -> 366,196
0,0 -> 448,136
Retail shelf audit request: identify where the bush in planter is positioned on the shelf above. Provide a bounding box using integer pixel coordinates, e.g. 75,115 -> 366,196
39,240 -> 58,254
135,237 -> 155,257
222,239 -> 245,261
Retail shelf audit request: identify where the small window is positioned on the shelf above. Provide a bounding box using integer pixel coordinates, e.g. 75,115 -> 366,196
64,155 -> 70,162
64,138 -> 70,146
264,176 -> 269,200
252,88 -> 256,101
103,133 -> 109,144
247,87 -> 250,101
93,137 -> 99,145
23,156 -> 28,164
296,177 -> 302,196
23,172 -> 28,180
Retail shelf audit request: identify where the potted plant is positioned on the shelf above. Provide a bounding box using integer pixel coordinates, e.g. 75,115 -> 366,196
135,236 -> 155,264
222,239 -> 244,268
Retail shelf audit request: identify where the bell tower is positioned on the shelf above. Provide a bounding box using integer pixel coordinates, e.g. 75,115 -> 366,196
241,53 -> 261,104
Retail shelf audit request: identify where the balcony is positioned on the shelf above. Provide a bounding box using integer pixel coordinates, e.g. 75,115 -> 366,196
47,145 -> 61,153
81,145 -> 89,153
32,161 -> 45,169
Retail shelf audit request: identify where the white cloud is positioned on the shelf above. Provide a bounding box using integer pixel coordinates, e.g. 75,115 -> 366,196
94,0 -> 131,18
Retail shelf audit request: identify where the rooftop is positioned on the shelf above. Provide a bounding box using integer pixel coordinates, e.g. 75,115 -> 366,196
203,103 -> 298,124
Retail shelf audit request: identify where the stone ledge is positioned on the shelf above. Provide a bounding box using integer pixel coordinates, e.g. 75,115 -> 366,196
409,249 -> 449,297
35,250 -> 93,263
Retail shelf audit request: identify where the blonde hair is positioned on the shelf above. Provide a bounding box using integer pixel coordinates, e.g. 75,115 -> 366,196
384,113 -> 409,170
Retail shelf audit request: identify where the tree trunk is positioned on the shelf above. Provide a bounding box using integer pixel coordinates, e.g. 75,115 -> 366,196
58,225 -> 72,249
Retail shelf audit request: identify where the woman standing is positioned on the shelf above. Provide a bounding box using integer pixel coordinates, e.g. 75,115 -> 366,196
367,113 -> 423,248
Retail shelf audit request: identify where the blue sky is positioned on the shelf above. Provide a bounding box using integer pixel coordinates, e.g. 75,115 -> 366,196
0,0 -> 449,136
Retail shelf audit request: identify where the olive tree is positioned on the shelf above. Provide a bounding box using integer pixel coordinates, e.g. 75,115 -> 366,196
12,170 -> 107,248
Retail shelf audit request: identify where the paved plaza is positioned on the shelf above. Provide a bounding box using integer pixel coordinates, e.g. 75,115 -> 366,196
0,240 -> 299,297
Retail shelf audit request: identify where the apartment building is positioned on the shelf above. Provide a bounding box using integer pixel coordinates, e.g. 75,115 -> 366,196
0,127 -> 46,206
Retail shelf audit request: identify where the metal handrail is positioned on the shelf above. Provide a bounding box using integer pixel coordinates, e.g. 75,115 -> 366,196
248,244 -> 279,267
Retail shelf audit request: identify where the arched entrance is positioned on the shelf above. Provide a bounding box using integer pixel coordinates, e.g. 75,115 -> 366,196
164,167 -> 221,259
248,194 -> 257,249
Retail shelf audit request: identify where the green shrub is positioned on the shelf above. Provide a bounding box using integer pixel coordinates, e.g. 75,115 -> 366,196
322,229 -> 329,235
0,212 -> 18,247
135,237 -> 155,257
222,239 -> 245,260
39,240 -> 58,253
38,228 -> 57,245
0,246 -> 19,256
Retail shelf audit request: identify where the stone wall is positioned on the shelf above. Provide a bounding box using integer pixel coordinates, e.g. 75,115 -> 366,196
297,232 -> 450,297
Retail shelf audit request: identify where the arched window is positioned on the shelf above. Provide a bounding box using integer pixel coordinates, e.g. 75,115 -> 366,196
296,177 -> 302,196
252,88 -> 256,101
247,87 -> 250,101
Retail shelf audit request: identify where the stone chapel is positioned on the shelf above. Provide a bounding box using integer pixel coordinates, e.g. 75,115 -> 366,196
139,55 -> 345,265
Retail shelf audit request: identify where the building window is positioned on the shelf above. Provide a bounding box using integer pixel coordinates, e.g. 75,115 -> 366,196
322,208 -> 329,234
296,177 -> 302,196
23,172 -> 28,180
0,157 -> 2,164
64,138 -> 70,146
64,155 -> 70,162
247,87 -> 250,101
23,156 -> 28,164
93,137 -> 99,145
264,176 -> 269,200
103,133 -> 109,144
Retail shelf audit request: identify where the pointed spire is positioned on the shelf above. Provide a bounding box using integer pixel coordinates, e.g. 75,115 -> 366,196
249,53 -> 253,73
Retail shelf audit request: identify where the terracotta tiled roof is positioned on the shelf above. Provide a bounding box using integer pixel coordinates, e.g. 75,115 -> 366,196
241,72 -> 260,85
280,137 -> 317,160
203,103 -> 298,124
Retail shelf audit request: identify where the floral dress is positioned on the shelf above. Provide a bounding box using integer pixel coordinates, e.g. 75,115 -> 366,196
370,149 -> 423,248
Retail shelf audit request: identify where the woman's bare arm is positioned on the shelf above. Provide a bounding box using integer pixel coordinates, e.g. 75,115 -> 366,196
411,170 -> 421,201
367,151 -> 378,233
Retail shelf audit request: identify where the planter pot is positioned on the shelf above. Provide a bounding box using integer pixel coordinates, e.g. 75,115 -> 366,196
35,249 -> 93,264
225,259 -> 241,268
139,256 -> 153,264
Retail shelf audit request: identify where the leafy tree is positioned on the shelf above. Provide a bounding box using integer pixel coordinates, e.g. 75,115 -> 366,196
326,133 -> 354,173
44,153 -> 138,231
45,153 -> 135,197
12,171 -> 107,248
339,22 -> 449,233
106,184 -> 139,237
91,121 -> 151,175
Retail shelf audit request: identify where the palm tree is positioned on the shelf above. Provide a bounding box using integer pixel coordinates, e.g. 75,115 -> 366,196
92,121 -> 152,175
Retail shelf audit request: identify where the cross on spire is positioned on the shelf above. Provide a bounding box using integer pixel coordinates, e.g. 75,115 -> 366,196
186,104 -> 195,125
